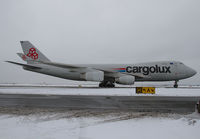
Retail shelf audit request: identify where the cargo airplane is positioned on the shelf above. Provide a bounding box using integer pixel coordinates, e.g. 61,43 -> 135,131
6,41 -> 197,88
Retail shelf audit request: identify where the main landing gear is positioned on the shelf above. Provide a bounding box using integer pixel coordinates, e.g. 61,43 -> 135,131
174,80 -> 178,88
99,81 -> 115,88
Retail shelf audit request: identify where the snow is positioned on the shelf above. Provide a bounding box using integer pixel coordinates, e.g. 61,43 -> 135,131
0,85 -> 200,139
0,86 -> 200,96
0,113 -> 199,139
84,117 -> 200,139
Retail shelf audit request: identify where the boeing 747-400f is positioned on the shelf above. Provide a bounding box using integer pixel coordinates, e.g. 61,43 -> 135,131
6,41 -> 197,88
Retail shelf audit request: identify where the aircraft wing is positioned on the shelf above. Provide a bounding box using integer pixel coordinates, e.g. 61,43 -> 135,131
94,68 -> 148,79
41,61 -> 84,69
40,61 -> 147,79
6,60 -> 147,79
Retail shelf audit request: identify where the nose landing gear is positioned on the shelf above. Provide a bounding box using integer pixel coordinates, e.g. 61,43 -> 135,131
174,80 -> 178,88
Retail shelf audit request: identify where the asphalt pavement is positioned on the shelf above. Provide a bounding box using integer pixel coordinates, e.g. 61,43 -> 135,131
0,94 -> 199,113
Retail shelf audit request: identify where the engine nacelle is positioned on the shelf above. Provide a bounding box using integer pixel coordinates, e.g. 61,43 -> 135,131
116,76 -> 135,85
81,71 -> 104,82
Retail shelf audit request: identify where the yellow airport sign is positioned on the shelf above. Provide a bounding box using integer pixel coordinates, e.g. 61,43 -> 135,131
136,87 -> 155,94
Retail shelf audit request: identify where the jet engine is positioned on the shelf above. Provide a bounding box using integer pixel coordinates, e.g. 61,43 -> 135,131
80,71 -> 104,82
116,75 -> 135,85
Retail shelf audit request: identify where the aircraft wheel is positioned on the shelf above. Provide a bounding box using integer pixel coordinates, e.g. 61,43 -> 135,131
99,81 -> 115,88
174,84 -> 178,88
174,80 -> 178,88
107,82 -> 115,88
99,82 -> 105,87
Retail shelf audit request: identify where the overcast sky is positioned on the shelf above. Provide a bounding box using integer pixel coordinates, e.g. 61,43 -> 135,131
0,0 -> 199,85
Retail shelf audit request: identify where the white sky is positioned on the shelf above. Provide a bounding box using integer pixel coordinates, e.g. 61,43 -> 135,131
0,0 -> 199,84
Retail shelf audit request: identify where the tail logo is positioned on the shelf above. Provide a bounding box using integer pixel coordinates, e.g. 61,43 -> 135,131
26,48 -> 38,60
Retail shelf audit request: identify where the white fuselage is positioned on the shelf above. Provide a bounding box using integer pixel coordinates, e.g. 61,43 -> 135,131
24,61 -> 196,82
8,41 -> 197,87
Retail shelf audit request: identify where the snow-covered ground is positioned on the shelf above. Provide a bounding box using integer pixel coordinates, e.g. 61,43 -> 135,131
0,86 -> 200,96
0,85 -> 200,139
0,112 -> 200,139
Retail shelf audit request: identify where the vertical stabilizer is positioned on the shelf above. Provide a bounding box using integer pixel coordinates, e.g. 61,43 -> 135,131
20,41 -> 50,63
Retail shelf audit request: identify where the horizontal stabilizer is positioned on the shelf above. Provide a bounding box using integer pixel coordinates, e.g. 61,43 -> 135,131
17,53 -> 29,61
5,61 -> 42,70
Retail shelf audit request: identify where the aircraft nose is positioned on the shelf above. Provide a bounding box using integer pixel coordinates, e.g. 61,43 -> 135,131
192,69 -> 197,76
189,68 -> 197,77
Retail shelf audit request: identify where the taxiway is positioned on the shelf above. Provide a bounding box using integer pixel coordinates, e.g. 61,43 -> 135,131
0,93 -> 199,113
